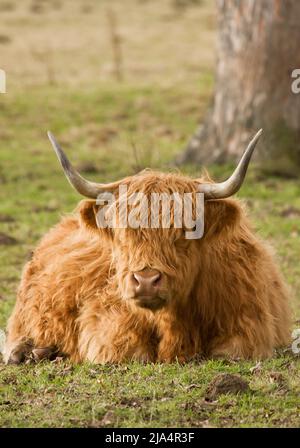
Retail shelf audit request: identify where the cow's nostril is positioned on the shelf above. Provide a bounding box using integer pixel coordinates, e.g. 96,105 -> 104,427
132,269 -> 162,296
132,273 -> 140,286
152,272 -> 161,286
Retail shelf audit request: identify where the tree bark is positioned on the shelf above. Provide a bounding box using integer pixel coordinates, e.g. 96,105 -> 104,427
180,0 -> 300,176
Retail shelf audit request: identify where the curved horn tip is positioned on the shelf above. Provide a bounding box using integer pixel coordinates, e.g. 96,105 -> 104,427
253,128 -> 263,141
47,131 -> 63,153
47,130 -> 55,143
47,131 -> 59,150
244,129 -> 263,155
195,128 -> 263,200
47,131 -> 71,173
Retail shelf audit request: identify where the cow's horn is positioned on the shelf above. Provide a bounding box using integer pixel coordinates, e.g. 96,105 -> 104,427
196,129 -> 263,199
47,131 -> 125,198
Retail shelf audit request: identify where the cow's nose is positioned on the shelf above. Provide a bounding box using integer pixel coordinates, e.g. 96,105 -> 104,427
132,269 -> 162,297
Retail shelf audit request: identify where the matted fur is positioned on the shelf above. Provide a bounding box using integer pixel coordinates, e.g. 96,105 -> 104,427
4,171 -> 291,363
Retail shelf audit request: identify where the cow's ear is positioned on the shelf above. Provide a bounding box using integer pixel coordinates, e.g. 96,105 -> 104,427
77,200 -> 113,240
203,199 -> 243,240
77,200 -> 99,231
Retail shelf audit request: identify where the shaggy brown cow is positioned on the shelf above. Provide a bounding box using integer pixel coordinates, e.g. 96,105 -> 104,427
4,130 -> 291,364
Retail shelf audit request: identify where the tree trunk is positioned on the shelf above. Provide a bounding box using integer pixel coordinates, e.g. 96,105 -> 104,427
180,0 -> 300,176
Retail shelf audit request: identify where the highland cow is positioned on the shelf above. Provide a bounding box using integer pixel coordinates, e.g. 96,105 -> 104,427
4,130 -> 291,364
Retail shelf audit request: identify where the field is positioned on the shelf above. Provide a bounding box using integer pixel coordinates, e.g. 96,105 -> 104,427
0,0 -> 299,428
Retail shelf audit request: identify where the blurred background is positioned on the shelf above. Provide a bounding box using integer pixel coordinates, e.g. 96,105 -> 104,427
1,0 -> 215,89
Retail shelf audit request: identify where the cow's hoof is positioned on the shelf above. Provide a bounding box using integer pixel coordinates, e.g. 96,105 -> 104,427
32,346 -> 59,361
6,342 -> 59,364
6,341 -> 33,365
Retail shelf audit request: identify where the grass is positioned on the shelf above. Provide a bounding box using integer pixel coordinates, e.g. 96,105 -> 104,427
0,0 -> 300,428
1,357 -> 299,428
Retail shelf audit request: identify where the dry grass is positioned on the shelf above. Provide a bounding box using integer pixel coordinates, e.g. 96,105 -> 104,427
2,0 -> 216,90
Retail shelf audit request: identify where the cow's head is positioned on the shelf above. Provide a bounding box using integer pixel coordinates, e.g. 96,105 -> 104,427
48,130 -> 262,311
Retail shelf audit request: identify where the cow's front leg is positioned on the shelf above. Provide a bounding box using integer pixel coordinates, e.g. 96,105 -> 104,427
4,300 -> 74,364
78,305 -> 156,364
209,326 -> 274,360
156,313 -> 201,363
4,339 -> 33,364
79,328 -> 156,364
4,339 -> 59,364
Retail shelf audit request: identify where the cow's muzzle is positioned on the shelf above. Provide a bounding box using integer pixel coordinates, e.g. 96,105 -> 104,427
130,268 -> 165,310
